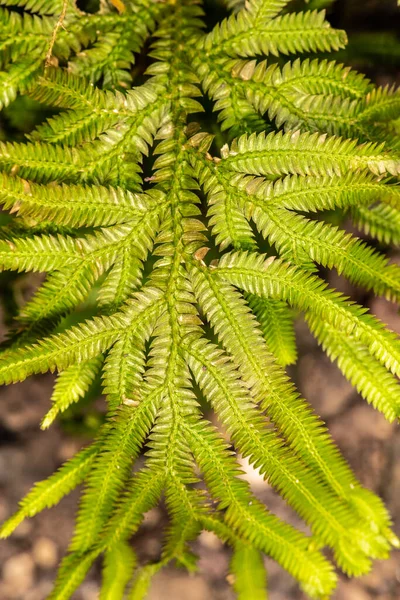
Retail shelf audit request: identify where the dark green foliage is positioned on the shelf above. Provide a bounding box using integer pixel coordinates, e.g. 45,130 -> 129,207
0,0 -> 399,598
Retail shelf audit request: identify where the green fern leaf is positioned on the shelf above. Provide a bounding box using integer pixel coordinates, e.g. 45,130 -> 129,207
351,203 -> 400,246
41,356 -> 103,429
1,0 -> 399,598
0,444 -> 98,538
230,544 -> 268,600
100,542 -> 137,600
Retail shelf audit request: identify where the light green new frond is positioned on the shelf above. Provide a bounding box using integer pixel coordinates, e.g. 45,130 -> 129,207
226,58 -> 370,133
248,203 -> 400,301
229,171 -> 400,213
186,420 -> 337,599
230,544 -> 268,600
0,444 -> 98,538
0,289 -> 164,384
358,85 -> 400,125
28,68 -> 109,111
248,296 -> 297,366
127,563 -> 162,600
192,156 -> 256,250
0,173 -> 163,227
216,252 -> 400,377
194,55 -> 269,133
0,232 -> 81,272
30,78 -> 165,146
190,263 -> 359,499
351,203 -> 400,246
183,336 -> 386,574
202,10 -> 347,58
219,130 -> 400,177
70,379 -> 162,554
307,315 -> 400,422
100,542 -> 136,600
41,356 -> 103,429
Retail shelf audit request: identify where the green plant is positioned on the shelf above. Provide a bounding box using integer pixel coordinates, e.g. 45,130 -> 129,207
0,0 -> 400,598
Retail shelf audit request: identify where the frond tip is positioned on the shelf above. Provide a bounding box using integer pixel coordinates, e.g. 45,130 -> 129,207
0,0 -> 399,598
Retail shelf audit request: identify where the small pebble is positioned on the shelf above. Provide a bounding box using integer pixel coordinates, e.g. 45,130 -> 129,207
199,531 -> 222,550
2,553 -> 35,596
32,537 -> 58,569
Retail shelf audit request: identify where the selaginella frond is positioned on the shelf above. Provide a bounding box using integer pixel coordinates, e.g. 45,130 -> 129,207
0,0 -> 399,598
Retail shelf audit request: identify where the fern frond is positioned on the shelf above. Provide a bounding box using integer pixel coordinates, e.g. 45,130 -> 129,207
202,10 -> 347,58
219,130 -> 400,176
230,171 -> 400,213
1,0 -> 400,598
351,203 -> 400,246
189,262 -> 394,546
248,296 -> 297,366
70,358 -> 161,554
198,57 -> 371,135
0,232 -> 81,272
216,252 -> 400,376
0,288 -> 164,382
230,544 -> 268,600
100,542 -> 136,600
41,356 -> 103,429
0,444 -> 98,538
307,314 -> 400,422
186,419 -> 338,598
0,173 -> 164,227
29,73 -> 166,146
184,335 -> 389,574
247,203 -> 400,300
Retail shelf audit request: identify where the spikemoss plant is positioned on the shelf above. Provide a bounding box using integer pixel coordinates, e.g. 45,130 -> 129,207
0,0 -> 400,598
